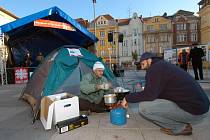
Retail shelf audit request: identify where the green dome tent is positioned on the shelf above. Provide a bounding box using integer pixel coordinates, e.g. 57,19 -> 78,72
20,45 -> 117,122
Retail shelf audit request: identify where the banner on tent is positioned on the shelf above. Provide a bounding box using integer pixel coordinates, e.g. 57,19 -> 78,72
34,19 -> 76,31
15,68 -> 28,84
67,48 -> 83,57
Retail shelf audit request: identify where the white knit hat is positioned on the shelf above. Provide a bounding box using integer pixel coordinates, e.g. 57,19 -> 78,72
93,61 -> 105,70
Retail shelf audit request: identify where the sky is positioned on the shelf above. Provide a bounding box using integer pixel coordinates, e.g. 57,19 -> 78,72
0,0 -> 201,21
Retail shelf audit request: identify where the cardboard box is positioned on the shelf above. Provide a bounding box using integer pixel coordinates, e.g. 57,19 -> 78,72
56,115 -> 88,134
40,93 -> 79,130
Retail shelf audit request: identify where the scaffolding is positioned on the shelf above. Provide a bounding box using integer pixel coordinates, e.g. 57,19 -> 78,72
0,33 -> 8,85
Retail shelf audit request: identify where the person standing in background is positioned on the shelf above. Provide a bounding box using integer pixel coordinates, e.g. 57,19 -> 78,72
35,52 -> 44,66
189,43 -> 204,80
178,49 -> 190,71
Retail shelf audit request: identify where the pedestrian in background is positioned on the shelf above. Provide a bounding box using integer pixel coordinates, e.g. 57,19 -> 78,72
178,49 -> 190,71
23,53 -> 32,67
120,52 -> 209,136
35,52 -> 44,66
189,43 -> 204,80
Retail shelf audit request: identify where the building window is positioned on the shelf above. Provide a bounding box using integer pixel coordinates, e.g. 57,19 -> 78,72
155,18 -> 159,22
190,23 -> 197,30
146,36 -> 149,43
147,25 -> 154,31
133,29 -> 138,36
148,35 -> 155,43
104,21 -> 106,24
134,39 -> 137,46
160,24 -> 167,30
101,21 -> 103,24
167,34 -> 170,42
113,40 -> 116,45
160,35 -> 166,42
101,50 -> 105,56
100,40 -> 105,46
100,31 -> 105,37
123,39 -> 128,47
176,23 -> 186,30
123,30 -> 126,36
98,21 -> 100,25
123,48 -> 128,56
191,33 -> 197,42
177,34 -> 187,42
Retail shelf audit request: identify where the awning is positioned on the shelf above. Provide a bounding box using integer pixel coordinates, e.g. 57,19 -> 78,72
0,6 -> 98,67
0,6 -> 98,48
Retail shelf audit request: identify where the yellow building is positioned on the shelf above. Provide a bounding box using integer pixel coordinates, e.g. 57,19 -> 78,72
88,14 -> 119,64
143,15 -> 173,55
198,0 -> 210,44
0,7 -> 18,26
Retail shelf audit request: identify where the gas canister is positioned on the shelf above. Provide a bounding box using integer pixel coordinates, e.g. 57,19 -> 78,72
110,107 -> 127,125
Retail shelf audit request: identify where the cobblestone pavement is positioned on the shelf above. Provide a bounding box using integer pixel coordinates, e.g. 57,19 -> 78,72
0,70 -> 209,140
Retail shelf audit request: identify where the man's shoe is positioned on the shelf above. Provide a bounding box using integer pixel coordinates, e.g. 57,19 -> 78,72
160,124 -> 192,136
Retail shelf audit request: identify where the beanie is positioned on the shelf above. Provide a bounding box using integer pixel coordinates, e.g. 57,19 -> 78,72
93,61 -> 105,70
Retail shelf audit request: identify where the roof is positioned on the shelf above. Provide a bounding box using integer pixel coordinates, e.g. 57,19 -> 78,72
0,6 -> 98,47
173,10 -> 194,16
142,17 -> 152,22
0,7 -> 19,19
76,18 -> 89,28
198,0 -> 204,5
118,18 -> 130,26
91,14 -> 114,23
103,14 -> 114,20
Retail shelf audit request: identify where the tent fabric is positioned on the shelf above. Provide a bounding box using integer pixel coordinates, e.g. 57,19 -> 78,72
0,6 -> 97,43
0,6 -> 98,68
20,45 -> 116,121
43,47 -> 115,96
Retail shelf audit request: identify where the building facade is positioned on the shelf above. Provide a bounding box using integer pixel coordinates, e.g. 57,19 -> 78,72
0,7 -> 18,26
88,14 -> 119,64
143,15 -> 173,55
172,10 -> 200,49
118,13 -> 144,65
198,0 -> 210,45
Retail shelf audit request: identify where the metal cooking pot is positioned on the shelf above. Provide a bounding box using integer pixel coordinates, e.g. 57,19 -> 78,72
104,94 -> 117,104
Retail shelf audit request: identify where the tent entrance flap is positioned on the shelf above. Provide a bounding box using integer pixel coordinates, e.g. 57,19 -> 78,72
55,61 -> 93,96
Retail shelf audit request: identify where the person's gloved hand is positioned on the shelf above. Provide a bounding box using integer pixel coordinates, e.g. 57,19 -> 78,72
96,83 -> 111,90
103,83 -> 110,90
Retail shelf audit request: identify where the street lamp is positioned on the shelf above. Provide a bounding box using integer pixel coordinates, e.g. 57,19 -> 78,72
92,0 -> 97,53
92,0 -> 96,35
108,48 -> 112,69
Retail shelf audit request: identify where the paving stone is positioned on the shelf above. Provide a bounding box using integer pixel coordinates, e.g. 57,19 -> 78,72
50,128 -> 97,140
96,129 -> 144,140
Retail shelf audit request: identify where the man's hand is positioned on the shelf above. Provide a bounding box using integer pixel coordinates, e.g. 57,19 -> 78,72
120,98 -> 128,109
96,83 -> 111,90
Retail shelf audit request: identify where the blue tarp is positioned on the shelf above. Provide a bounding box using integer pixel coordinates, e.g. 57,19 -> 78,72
0,6 -> 98,67
0,6 -> 97,43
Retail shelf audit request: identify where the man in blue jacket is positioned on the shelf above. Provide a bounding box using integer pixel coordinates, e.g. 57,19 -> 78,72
120,52 -> 209,135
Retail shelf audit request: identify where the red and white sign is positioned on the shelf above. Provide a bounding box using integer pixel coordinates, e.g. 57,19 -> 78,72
15,68 -> 28,84
34,19 -> 75,31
